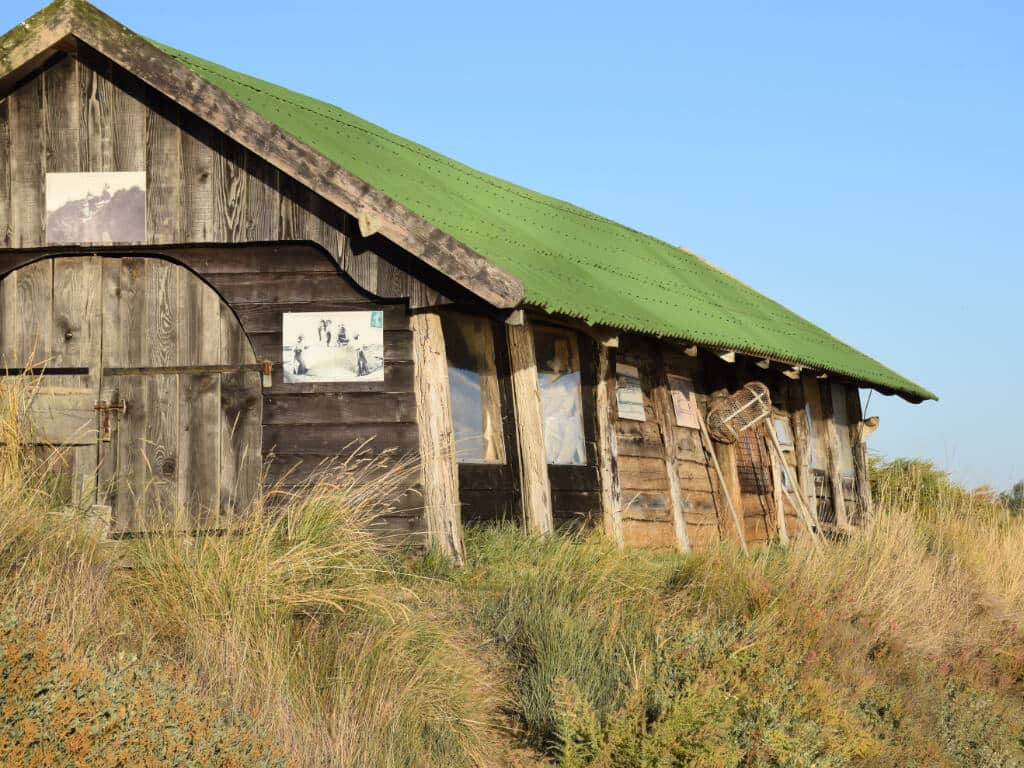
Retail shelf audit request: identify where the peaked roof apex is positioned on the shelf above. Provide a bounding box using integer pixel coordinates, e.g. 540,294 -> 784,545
0,0 -> 526,310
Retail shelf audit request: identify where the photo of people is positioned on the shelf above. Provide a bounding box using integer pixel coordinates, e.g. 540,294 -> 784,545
282,311 -> 384,383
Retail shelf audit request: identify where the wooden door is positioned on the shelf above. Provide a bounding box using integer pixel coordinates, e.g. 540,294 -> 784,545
0,256 -> 263,532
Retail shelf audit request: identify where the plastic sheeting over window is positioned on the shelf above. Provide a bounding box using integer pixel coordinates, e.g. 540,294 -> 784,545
441,314 -> 506,464
534,328 -> 586,466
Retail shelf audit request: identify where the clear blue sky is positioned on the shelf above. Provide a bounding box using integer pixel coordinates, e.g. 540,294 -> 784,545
4,1 -> 1022,491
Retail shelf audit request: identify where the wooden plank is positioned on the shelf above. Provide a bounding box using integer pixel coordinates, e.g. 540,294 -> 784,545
219,301 -> 261,519
141,259 -> 179,519
817,378 -> 851,529
78,54 -> 113,172
109,63 -> 146,172
180,116 -> 215,242
171,244 -> 338,275
594,344 -> 623,545
262,422 -> 418,456
42,54 -> 81,174
110,373 -> 145,531
145,99 -> 183,243
847,386 -> 874,523
212,134 -> 247,242
618,454 -> 671,492
650,353 -> 690,552
410,311 -> 464,562
204,272 -> 366,305
244,153 -> 280,241
179,373 -> 220,523
506,321 -> 553,534
0,98 -> 10,247
175,258 -> 222,522
8,73 -> 44,247
788,379 -> 815,509
14,258 -> 51,366
263,392 -> 416,425
47,256 -> 102,446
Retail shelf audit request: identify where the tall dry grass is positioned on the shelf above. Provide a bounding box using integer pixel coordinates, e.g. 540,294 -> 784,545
6,367 -> 1024,766
0,377 -> 511,768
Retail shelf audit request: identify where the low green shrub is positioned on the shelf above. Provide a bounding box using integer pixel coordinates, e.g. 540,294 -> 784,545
0,615 -> 287,767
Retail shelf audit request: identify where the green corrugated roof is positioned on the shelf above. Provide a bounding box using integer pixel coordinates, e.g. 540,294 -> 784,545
155,42 -> 935,402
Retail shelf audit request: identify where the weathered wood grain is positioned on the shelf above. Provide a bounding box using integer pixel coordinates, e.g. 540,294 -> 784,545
649,355 -> 690,552
0,98 -> 10,248
594,344 -> 623,546
410,311 -> 464,562
506,322 -> 553,533
8,74 -> 44,248
847,386 -> 874,523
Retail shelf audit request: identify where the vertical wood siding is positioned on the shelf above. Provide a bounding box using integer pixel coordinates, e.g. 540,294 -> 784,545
0,53 -> 427,543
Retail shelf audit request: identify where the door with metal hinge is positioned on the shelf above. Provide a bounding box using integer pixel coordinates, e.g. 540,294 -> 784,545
0,255 -> 264,533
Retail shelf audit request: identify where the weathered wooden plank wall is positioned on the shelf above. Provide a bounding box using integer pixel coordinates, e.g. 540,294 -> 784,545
0,52 -> 427,542
0,50 -> 449,308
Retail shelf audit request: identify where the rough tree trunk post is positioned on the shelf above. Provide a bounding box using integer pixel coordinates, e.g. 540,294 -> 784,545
506,321 -> 554,535
410,311 -> 465,563
595,343 -> 624,546
848,386 -> 875,522
818,379 -> 851,530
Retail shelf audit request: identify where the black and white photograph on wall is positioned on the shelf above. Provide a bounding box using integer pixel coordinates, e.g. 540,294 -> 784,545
45,171 -> 146,245
282,310 -> 384,383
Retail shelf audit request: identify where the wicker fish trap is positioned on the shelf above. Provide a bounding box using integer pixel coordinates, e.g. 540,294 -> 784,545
706,381 -> 772,443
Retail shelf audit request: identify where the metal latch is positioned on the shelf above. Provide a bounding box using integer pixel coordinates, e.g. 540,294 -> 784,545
95,400 -> 126,442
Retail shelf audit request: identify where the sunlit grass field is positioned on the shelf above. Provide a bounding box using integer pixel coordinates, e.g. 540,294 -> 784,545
2,379 -> 1023,767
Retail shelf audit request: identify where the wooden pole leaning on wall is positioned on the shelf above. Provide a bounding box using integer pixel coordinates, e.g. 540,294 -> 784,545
410,311 -> 466,564
696,410 -> 748,555
594,344 -> 625,547
506,321 -> 555,535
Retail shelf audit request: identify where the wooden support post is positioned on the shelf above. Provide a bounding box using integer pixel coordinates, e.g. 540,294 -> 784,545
652,357 -> 691,553
818,380 -> 851,530
595,344 -> 624,547
506,321 -> 554,535
770,446 -> 789,545
847,387 -> 874,522
788,379 -> 815,509
410,311 -> 465,563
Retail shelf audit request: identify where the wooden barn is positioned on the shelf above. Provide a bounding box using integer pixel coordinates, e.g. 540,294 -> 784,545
0,1 -> 934,558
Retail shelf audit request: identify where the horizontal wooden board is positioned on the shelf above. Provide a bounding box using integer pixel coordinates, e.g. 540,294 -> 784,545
618,454 -> 669,492
170,245 -> 340,275
263,391 -> 416,425
234,304 -> 409,334
622,491 -> 671,522
205,272 -> 367,305
262,422 -> 419,456
623,519 -> 676,550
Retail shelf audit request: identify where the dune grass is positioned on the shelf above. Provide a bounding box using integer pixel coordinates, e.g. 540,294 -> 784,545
3,374 -> 1024,766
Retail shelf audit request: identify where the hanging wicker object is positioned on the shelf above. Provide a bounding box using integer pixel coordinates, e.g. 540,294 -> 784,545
706,381 -> 772,443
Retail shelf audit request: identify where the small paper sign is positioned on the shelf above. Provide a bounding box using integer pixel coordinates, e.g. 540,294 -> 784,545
667,375 -> 699,429
615,363 -> 645,421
